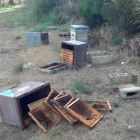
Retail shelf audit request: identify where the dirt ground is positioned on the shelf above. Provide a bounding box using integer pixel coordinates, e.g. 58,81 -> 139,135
0,25 -> 140,140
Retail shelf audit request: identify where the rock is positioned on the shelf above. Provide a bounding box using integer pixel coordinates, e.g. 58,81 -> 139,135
23,62 -> 35,69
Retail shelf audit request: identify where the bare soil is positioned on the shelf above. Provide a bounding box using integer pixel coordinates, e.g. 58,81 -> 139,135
0,26 -> 140,140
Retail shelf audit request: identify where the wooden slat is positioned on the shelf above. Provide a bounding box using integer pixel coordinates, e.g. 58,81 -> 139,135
44,89 -> 62,116
61,48 -> 73,53
52,94 -> 78,125
61,51 -> 73,55
60,54 -> 73,58
28,98 -> 45,111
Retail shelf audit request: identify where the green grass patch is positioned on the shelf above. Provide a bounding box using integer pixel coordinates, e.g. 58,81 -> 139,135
52,46 -> 61,53
14,62 -> 24,72
111,33 -> 127,46
112,98 -> 119,108
58,24 -> 70,32
71,81 -> 92,95
111,35 -> 123,46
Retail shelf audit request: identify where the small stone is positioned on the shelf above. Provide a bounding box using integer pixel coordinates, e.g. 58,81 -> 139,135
23,62 -> 35,69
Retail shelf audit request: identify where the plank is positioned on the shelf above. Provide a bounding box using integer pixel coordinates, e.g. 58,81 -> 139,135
28,98 -> 45,111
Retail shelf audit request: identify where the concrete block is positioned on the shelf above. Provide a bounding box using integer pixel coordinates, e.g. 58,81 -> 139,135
26,32 -> 41,46
91,55 -> 114,65
119,87 -> 140,99
86,51 -> 106,62
108,72 -> 137,85
26,32 -> 49,46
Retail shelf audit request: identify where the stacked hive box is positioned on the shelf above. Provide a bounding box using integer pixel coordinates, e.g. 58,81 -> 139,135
70,25 -> 89,43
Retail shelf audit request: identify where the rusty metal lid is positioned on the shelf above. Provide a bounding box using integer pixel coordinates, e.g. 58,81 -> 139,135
0,81 -> 49,98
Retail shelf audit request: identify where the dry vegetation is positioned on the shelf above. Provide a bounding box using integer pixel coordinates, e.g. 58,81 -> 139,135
1,4 -> 140,140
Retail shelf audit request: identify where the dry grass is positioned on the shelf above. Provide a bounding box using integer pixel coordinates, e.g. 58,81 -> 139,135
19,46 -> 60,67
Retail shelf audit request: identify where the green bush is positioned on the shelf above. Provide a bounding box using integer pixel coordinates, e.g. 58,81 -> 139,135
78,0 -> 140,33
28,0 -> 60,21
78,0 -> 105,29
14,62 -> 24,72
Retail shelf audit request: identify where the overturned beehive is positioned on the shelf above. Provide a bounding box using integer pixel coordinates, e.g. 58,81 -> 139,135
0,81 -> 51,130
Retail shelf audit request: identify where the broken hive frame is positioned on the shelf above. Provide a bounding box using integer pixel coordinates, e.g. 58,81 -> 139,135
52,93 -> 78,125
44,89 -> 62,116
28,103 -> 62,133
84,100 -> 112,111
66,99 -> 103,128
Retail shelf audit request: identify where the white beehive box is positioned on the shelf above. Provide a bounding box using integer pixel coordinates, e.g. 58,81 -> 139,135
70,25 -> 89,43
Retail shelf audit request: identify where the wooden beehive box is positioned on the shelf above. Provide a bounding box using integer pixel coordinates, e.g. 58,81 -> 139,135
70,25 -> 89,43
0,81 -> 51,130
61,40 -> 87,68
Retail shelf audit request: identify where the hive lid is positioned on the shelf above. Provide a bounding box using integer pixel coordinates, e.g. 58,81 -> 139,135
63,40 -> 87,46
70,25 -> 89,30
0,81 -> 49,98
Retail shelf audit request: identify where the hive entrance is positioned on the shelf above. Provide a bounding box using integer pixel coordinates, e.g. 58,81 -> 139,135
127,92 -> 138,96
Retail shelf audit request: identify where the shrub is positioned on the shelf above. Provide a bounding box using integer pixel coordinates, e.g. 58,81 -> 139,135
111,33 -> 125,46
71,81 -> 92,94
112,99 -> 119,108
14,62 -> 23,72
77,0 -> 105,29
78,0 -> 140,33
15,35 -> 21,39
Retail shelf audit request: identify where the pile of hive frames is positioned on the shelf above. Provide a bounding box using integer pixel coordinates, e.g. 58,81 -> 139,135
28,89 -> 112,132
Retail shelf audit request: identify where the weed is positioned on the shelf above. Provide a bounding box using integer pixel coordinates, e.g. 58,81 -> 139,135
15,35 -> 21,39
14,62 -> 23,72
52,46 -> 61,53
111,35 -> 122,46
58,24 -> 70,32
71,81 -> 92,94
112,99 -> 119,108
111,33 -> 126,46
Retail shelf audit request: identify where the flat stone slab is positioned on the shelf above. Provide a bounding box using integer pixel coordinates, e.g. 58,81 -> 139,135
92,55 -> 114,65
86,51 -> 106,62
108,72 -> 137,85
120,87 -> 140,99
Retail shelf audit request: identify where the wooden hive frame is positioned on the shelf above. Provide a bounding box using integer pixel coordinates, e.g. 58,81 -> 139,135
44,89 -> 62,116
66,99 -> 103,128
28,103 -> 62,133
84,100 -> 112,111
52,93 -> 78,125
60,45 -> 74,67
